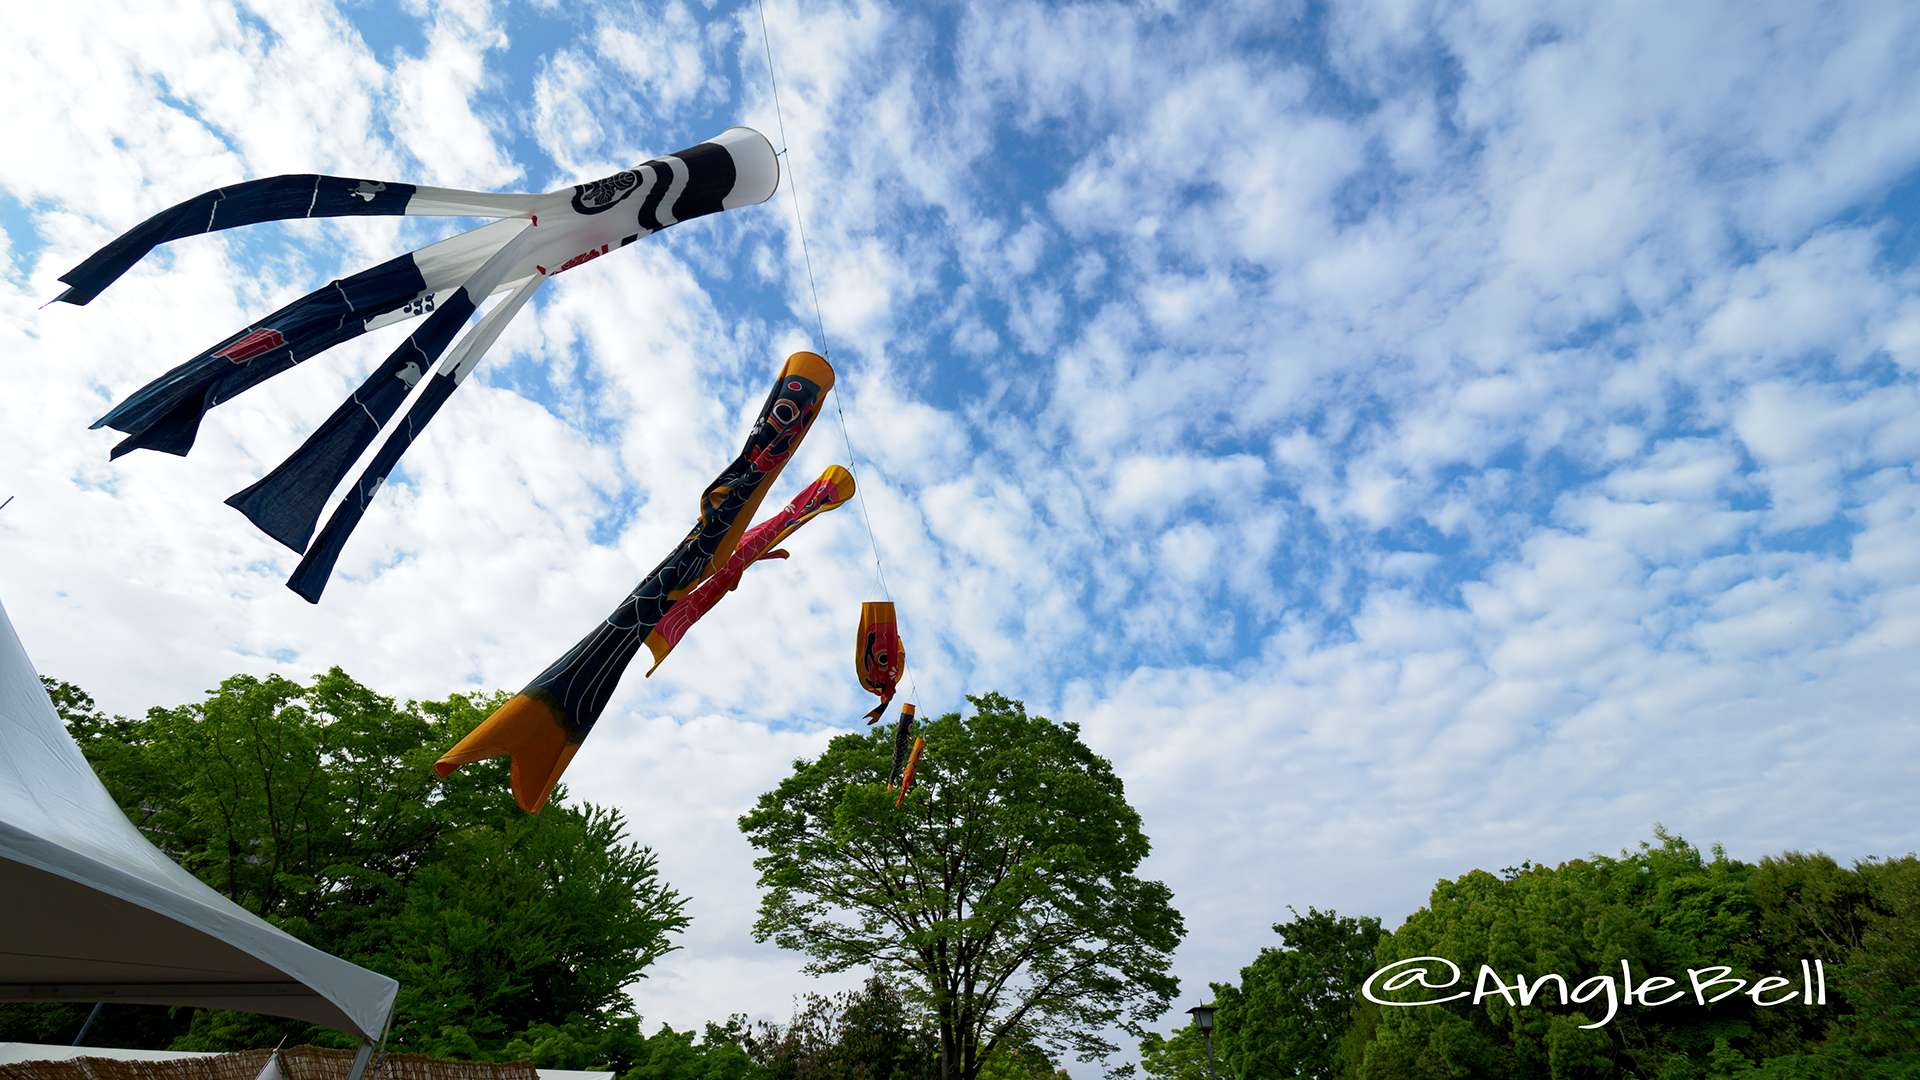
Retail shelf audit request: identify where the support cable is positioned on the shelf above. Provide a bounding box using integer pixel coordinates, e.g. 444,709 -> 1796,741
755,0 -> 921,707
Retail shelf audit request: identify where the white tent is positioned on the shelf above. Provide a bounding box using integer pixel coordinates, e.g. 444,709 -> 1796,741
0,597 -> 397,1070
0,1043 -> 615,1080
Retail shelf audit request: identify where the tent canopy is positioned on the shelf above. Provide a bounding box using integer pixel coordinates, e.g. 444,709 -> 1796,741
0,598 -> 398,1042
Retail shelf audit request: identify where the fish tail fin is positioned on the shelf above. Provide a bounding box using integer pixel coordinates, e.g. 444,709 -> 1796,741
107,389 -> 211,459
434,691 -> 579,813
225,294 -> 472,552
642,630 -> 672,677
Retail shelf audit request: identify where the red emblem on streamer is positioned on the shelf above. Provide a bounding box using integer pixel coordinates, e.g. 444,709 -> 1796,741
556,244 -> 610,274
214,328 -> 287,364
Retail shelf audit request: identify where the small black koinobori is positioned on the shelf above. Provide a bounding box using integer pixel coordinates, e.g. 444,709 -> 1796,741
58,127 -> 779,602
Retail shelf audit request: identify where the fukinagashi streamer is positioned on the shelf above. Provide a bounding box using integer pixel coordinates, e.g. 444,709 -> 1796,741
59,128 -> 780,602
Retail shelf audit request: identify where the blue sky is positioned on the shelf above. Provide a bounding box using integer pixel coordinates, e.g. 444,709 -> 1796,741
4,0 -> 1920,1072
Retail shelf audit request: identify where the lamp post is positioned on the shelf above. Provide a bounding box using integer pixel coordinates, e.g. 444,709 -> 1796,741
1187,1003 -> 1221,1080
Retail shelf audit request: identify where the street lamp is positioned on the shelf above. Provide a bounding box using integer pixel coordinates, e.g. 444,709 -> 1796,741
1187,1004 -> 1220,1080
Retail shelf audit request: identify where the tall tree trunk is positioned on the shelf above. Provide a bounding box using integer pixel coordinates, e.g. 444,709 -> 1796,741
940,995 -> 958,1080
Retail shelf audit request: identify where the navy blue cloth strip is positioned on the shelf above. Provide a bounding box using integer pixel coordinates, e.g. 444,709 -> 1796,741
95,253 -> 429,458
287,371 -> 461,603
57,175 -> 420,306
226,288 -> 477,552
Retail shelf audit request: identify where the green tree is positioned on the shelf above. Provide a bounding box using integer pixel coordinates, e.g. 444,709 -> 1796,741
11,671 -> 688,1059
739,693 -> 1184,1080
1356,831 -> 1789,1079
1828,854 -> 1920,1073
1348,831 -> 1920,1080
417,1013 -> 759,1080
84,669 -> 516,957
1209,907 -> 1383,1080
1152,836 -> 1920,1080
377,801 -> 690,1054
494,1014 -> 652,1073
629,1018 -> 760,1080
1747,852 -> 1920,1079
972,1041 -> 1070,1080
744,976 -> 940,1080
1137,1023 -> 1213,1080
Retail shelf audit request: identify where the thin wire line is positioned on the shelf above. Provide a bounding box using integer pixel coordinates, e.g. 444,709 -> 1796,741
756,0 -> 920,707
756,0 -> 829,356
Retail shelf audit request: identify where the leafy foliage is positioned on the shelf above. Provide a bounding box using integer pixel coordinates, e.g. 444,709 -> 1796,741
445,1014 -> 760,1080
1140,830 -> 1919,1080
1137,1024 -> 1214,1080
1768,853 -> 1920,1078
743,976 -> 940,1080
1209,907 -> 1383,1080
1355,831 -> 1827,1079
740,693 -> 1183,1080
8,671 -> 688,1061
629,1020 -> 762,1080
378,801 -> 689,1052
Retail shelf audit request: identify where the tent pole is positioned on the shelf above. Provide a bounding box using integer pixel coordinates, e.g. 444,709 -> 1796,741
344,1040 -> 376,1080
344,996 -> 395,1080
72,1002 -> 105,1045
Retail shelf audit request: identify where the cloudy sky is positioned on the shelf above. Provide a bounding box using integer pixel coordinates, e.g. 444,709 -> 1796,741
5,0 -> 1920,1070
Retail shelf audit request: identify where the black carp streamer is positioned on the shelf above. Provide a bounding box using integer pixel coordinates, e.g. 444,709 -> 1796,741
434,352 -> 839,813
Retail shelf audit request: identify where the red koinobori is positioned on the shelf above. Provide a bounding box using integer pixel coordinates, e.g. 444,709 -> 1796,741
858,602 -> 920,805
857,601 -> 905,724
644,464 -> 857,675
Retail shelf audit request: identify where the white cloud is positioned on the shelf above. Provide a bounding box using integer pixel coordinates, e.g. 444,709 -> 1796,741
596,2 -> 725,120
386,0 -> 521,187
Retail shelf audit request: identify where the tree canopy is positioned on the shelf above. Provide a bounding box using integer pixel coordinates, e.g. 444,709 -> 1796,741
9,671 -> 688,1059
1353,831 -> 1916,1079
739,692 -> 1183,1080
1211,907 -> 1383,1080
1140,828 -> 1920,1080
740,975 -> 939,1080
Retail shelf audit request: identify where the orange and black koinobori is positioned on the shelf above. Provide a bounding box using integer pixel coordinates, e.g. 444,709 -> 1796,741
435,351 -> 834,812
894,734 -> 925,809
